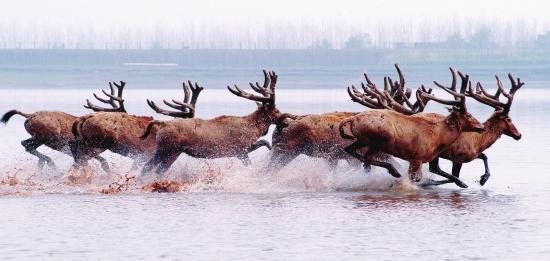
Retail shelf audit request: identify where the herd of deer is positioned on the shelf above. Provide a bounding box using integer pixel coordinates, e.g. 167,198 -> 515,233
1,65 -> 524,188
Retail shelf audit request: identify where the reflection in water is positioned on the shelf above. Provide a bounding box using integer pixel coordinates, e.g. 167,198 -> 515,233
351,190 -> 502,210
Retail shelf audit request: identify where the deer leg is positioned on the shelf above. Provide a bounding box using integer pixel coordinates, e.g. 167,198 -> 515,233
69,139 -> 92,168
343,141 -> 364,161
238,154 -> 252,166
21,138 -> 55,169
362,151 -> 401,178
110,142 -> 131,157
345,159 -> 363,170
428,157 -> 452,177
408,161 -> 423,182
365,159 -> 401,178
478,153 -> 491,186
130,159 -> 141,171
74,148 -> 107,173
424,162 -> 468,188
248,139 -> 272,152
344,141 -> 373,173
344,140 -> 366,162
93,155 -> 111,173
327,159 -> 338,171
239,140 -> 272,166
155,153 -> 180,174
141,151 -> 163,175
424,157 -> 454,186
266,149 -> 298,173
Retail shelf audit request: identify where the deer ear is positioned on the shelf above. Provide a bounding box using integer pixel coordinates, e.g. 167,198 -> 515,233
446,107 -> 453,112
256,102 -> 262,108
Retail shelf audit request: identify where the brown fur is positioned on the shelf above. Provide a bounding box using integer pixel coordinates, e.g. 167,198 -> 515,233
269,111 -> 361,169
142,106 -> 280,174
426,110 -> 521,186
1,110 -> 110,170
71,112 -> 157,167
340,109 -> 484,181
439,112 -> 520,162
141,70 -> 280,174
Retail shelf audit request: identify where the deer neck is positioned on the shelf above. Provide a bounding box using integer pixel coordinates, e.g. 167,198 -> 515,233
476,116 -> 504,153
246,109 -> 274,137
437,115 -> 464,147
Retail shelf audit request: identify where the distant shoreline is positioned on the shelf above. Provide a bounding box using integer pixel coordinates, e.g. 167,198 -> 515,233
0,48 -> 548,65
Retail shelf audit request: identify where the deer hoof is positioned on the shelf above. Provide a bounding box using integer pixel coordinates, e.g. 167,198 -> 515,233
479,174 -> 490,186
362,163 -> 371,172
455,179 -> 469,188
389,170 -> 401,178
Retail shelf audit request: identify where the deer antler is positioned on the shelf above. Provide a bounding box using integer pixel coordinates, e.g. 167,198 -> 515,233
352,64 -> 428,115
347,85 -> 390,110
422,68 -> 468,111
399,85 -> 432,113
227,70 -> 277,106
147,80 -> 204,118
466,73 -> 524,113
84,81 -> 127,112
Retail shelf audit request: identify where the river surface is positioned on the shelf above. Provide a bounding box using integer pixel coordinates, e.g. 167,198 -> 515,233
0,54 -> 549,260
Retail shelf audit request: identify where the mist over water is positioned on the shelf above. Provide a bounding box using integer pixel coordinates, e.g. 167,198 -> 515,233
2,0 -> 550,49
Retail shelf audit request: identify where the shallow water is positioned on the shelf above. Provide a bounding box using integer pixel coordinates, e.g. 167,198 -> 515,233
1,58 -> 549,260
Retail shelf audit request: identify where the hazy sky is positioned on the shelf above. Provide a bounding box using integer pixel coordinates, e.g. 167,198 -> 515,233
1,0 -> 549,49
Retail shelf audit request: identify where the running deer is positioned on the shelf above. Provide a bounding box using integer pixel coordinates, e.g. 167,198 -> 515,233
0,83 -> 128,172
425,74 -> 523,186
70,81 -> 203,171
140,70 -> 280,174
268,64 -> 418,172
339,69 -> 485,186
1,110 -> 110,172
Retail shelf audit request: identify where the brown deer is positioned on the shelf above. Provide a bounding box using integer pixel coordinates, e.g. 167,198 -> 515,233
0,83 -> 130,172
70,81 -> 203,171
140,70 -> 281,175
425,74 -> 523,186
269,111 -> 361,171
339,69 -> 485,187
268,64 -> 420,172
1,110 -> 110,172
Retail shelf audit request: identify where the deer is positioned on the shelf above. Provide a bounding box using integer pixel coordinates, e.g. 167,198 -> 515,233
140,70 -> 281,175
0,83 -> 129,172
268,64 -> 421,172
70,81 -> 203,172
339,68 -> 485,187
423,74 -> 523,186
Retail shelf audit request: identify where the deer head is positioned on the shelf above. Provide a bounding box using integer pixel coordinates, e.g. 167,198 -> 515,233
421,68 -> 485,132
84,81 -> 127,112
147,80 -> 204,118
466,74 -> 524,140
227,70 -> 281,123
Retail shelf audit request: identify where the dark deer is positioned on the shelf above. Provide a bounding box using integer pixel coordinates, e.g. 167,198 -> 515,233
140,70 -> 280,175
425,74 -> 523,186
268,64 -> 417,172
1,110 -> 110,172
339,69 -> 485,187
71,81 -> 202,171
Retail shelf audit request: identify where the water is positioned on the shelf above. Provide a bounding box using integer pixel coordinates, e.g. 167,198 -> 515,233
0,50 -> 549,260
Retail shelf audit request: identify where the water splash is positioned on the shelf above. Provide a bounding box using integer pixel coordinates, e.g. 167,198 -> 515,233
0,151 -> 431,196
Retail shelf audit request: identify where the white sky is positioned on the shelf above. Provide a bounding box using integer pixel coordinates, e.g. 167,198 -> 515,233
1,0 -> 549,48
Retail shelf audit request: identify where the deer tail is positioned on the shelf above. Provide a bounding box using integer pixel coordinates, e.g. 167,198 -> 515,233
339,117 -> 356,140
1,110 -> 30,124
